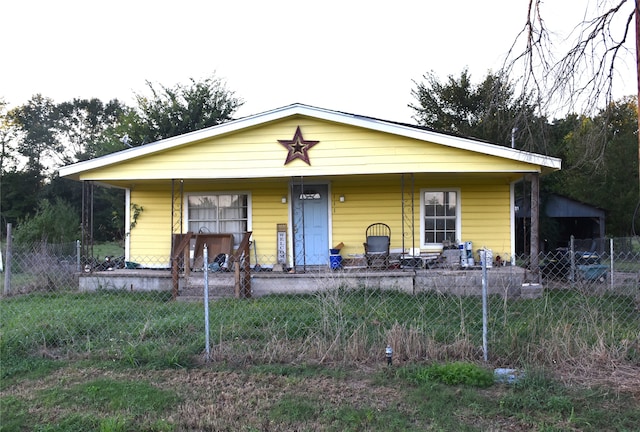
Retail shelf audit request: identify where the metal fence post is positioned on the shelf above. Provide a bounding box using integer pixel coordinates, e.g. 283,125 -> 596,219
203,244 -> 211,362
76,240 -> 81,273
610,238 -> 614,289
481,256 -> 488,362
569,235 -> 576,282
3,223 -> 11,296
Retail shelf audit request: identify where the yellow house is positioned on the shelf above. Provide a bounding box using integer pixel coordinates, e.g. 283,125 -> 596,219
59,103 -> 560,271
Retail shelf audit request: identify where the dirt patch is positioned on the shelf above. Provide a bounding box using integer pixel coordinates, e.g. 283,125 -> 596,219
1,365 -> 410,430
154,367 -> 409,430
554,361 -> 640,400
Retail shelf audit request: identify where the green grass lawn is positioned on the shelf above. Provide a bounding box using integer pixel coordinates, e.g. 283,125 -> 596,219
1,289 -> 639,431
1,357 -> 638,431
91,242 -> 125,259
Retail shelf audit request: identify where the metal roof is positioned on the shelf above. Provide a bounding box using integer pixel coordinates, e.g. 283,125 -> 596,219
516,194 -> 605,218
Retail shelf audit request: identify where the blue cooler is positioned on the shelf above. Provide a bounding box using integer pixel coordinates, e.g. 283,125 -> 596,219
329,249 -> 342,269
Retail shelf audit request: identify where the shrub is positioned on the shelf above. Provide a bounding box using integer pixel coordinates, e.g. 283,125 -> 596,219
13,198 -> 80,244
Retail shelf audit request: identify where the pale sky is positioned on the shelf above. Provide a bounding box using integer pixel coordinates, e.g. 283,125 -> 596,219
1,0 -> 637,123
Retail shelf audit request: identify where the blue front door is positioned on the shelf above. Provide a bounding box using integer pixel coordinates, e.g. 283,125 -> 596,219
292,184 -> 329,266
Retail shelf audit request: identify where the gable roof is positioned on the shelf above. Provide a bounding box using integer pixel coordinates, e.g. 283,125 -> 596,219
59,103 -> 561,179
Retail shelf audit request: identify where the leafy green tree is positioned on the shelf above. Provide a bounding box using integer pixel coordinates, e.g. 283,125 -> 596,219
1,99 -> 20,235
0,98 -> 18,173
123,75 -> 244,146
55,98 -> 129,163
3,95 -> 56,226
409,69 -> 548,153
7,94 -> 60,175
0,168 -> 41,231
13,198 -> 80,244
552,97 -> 639,236
2,97 -> 130,236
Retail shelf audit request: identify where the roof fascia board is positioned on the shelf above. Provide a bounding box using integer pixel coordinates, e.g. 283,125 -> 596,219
59,105 -> 302,177
308,108 -> 561,169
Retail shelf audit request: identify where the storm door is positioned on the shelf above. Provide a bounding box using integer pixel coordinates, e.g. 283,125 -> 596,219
292,184 -> 329,268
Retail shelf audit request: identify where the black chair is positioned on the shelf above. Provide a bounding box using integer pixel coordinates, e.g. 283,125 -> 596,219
363,223 -> 391,268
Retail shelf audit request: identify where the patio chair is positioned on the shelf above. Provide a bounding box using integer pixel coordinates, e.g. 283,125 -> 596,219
363,223 -> 391,268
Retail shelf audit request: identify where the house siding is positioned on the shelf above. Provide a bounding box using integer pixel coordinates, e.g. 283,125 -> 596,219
128,185 -> 173,264
127,174 -> 512,265
128,179 -> 292,265
79,118 -> 540,182
331,175 -> 511,258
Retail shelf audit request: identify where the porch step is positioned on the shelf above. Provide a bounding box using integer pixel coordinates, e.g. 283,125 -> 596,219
179,273 -> 236,300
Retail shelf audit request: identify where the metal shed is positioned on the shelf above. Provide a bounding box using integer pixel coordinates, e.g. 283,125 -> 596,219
516,193 -> 606,252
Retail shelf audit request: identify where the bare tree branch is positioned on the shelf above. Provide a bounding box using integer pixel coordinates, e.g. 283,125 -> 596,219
552,1 -> 634,113
504,0 -> 636,117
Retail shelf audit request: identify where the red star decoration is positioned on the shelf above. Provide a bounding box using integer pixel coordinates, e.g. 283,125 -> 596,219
278,126 -> 319,165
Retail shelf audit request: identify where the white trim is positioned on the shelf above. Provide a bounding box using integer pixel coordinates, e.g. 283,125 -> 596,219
510,181 -> 516,265
419,188 -> 461,249
59,103 -> 561,178
286,186 -> 293,267
125,188 -> 131,261
183,191 -> 252,244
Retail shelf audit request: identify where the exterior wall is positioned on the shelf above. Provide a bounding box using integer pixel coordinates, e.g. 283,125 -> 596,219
80,117 -> 537,181
127,174 -> 513,266
128,184 -> 173,265
331,174 -> 512,259
128,179 -> 291,266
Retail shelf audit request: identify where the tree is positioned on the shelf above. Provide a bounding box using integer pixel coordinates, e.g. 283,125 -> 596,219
503,0 -> 639,189
2,75 -> 244,244
55,98 -> 128,163
0,168 -> 42,232
1,99 -> 19,235
0,98 -> 18,173
2,96 -> 54,228
123,75 -> 244,146
409,69 -> 548,153
7,94 -> 60,176
13,198 -> 80,244
2,97 -> 130,235
552,97 -> 639,236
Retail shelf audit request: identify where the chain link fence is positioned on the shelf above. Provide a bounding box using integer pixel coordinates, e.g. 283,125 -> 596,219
2,236 -> 639,371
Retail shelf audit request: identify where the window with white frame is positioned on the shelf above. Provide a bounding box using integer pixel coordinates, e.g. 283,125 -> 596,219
187,193 -> 249,246
421,190 -> 460,246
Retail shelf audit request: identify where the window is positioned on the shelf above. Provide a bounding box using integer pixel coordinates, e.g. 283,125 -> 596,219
421,190 -> 459,246
187,193 -> 249,246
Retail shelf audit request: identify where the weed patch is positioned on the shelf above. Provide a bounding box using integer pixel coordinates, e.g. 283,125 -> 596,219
269,395 -> 318,422
398,361 -> 495,387
41,378 -> 180,415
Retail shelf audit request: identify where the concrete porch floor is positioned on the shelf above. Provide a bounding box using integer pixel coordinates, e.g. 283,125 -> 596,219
78,265 -> 531,299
